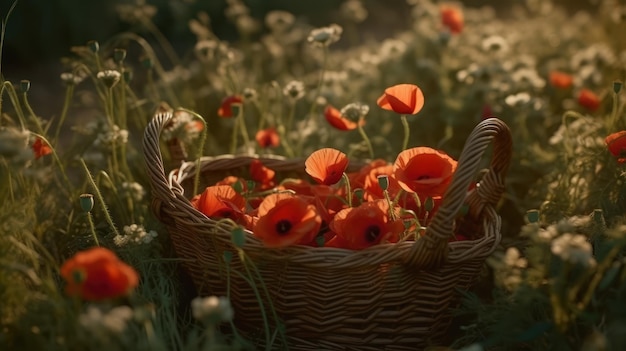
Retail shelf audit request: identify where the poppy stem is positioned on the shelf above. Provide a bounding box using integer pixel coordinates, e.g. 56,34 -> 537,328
400,114 -> 410,150
342,172 -> 353,207
237,105 -> 251,154
357,118 -> 374,159
610,88 -> 621,130
230,115 -> 239,154
54,83 -> 75,144
86,211 -> 100,246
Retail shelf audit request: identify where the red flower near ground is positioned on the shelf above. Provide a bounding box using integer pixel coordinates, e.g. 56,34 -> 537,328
254,193 -> 322,247
329,199 -> 404,250
305,148 -> 349,185
549,71 -> 573,89
218,95 -> 243,118
394,147 -> 457,197
377,84 -> 425,115
606,131 -> 626,163
32,137 -> 52,159
255,127 -> 280,148
578,89 -> 601,112
440,5 -> 464,34
324,105 -> 364,131
250,159 -> 275,188
60,247 -> 139,301
194,185 -> 246,221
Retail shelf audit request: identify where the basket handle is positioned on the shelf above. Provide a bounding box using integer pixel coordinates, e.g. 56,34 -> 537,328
404,117 -> 512,270
143,112 -> 198,223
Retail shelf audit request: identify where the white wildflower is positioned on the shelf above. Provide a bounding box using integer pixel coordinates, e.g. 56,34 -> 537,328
162,110 -> 203,143
379,38 -> 407,61
94,124 -> 129,149
481,35 -> 509,53
283,80 -> 306,100
265,10 -> 295,33
307,24 -> 343,47
79,305 -> 133,335
504,92 -> 531,107
340,0 -> 368,23
121,182 -> 146,202
191,296 -> 234,323
504,247 -> 528,269
96,70 -> 121,88
340,102 -> 369,121
60,72 -> 86,86
551,233 -> 596,267
0,127 -> 30,158
115,224 -> 158,246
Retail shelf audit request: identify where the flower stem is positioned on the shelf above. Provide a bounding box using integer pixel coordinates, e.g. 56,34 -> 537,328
237,105 -> 251,154
54,83 -> 75,142
400,114 -> 410,150
86,211 -> 100,246
342,173 -> 352,207
357,118 -> 374,159
80,158 -> 121,237
230,116 -> 239,154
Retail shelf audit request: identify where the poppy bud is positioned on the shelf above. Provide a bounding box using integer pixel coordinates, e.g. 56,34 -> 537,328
526,209 -> 540,223
223,251 -> 233,264
246,180 -> 256,192
353,188 -> 364,204
20,80 -> 31,93
87,40 -> 100,53
231,227 -> 247,248
141,57 -> 154,69
424,197 -> 435,212
377,175 -> 389,191
79,194 -> 95,212
614,80 -> 623,94
232,179 -> 244,194
592,209 -> 605,227
114,48 -> 127,64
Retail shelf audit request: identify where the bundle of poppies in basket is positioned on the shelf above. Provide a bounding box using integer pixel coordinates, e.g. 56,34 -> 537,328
187,84 -> 468,250
144,80 -> 511,350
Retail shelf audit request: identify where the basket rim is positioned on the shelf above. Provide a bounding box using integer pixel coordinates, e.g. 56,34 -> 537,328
144,112 -> 511,270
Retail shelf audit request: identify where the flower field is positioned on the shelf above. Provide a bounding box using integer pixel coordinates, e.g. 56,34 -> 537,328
2,0 -> 626,350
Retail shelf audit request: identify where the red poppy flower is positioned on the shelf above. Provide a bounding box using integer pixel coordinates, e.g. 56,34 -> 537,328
254,193 -> 322,247
305,148 -> 349,185
441,4 -> 464,34
310,184 -> 348,224
347,159 -> 389,190
606,131 -> 626,163
250,159 -> 275,188
195,185 -> 246,221
324,105 -> 364,131
32,137 -> 52,159
278,178 -> 315,196
394,147 -> 457,197
549,71 -> 573,89
60,247 -> 139,301
218,95 -> 243,118
329,199 -> 404,250
215,176 -> 248,192
255,127 -> 280,148
376,84 -> 425,115
578,89 -> 601,112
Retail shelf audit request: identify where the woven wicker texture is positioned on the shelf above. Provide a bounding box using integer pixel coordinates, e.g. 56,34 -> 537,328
143,113 -> 512,350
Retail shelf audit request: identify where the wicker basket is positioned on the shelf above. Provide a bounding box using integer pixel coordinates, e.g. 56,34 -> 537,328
143,113 -> 512,350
